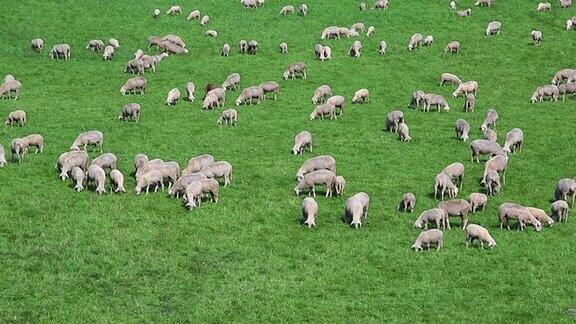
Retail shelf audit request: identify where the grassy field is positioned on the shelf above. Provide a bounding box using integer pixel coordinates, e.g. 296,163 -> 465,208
1,0 -> 576,321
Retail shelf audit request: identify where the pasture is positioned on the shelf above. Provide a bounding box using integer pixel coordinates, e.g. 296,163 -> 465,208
1,0 -> 576,321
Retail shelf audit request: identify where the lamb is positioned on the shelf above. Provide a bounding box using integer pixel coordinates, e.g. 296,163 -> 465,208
166,88 -> 181,105
537,2 -> 552,10
498,203 -> 542,231
423,35 -> 433,46
86,39 -> 104,52
527,207 -> 555,227
135,169 -> 164,194
440,73 -> 462,86
557,82 -> 576,100
312,85 -> 332,104
0,80 -> 22,100
293,131 -> 313,155
437,199 -> 471,229
423,94 -> 450,112
475,0 -> 494,7
465,224 -> 497,248
349,41 -> 363,58
168,172 -> 208,198
470,140 -> 505,163
120,77 -> 147,95
455,119 -> 470,141
379,41 -> 388,54
302,197 -> 318,228
551,200 -> 570,222
217,109 -> 238,126
71,167 -> 85,191
109,38 -> 120,48
410,90 -> 426,108
366,26 -> 375,37
309,103 -> 337,120
58,150 -> 89,180
283,62 -> 307,80
452,80 -> 478,97
153,8 -> 160,18
442,162 -> 465,189
50,44 -> 71,60
434,172 -> 459,201
374,0 -> 389,10
469,193 -> 488,212
296,155 -> 336,180
300,3 -> 308,15
411,229 -> 443,252
87,165 -> 106,194
326,95 -> 345,115
346,192 -> 370,228
482,155 -> 508,185
481,109 -> 499,130
352,89 -> 370,103
279,5 -> 295,15
486,21 -> 502,36
398,123 -> 412,142
279,42 -> 288,54
407,33 -> 423,51
444,41 -> 460,53
5,110 -> 26,126
187,10 -> 200,20
503,128 -> 524,154
321,26 -> 340,40
10,138 -> 27,163
31,38 -> 44,52
0,144 -> 6,167
235,86 -> 264,105
166,5 -> 182,15
351,22 -> 365,32
205,30 -> 218,38
484,170 -> 501,196
182,154 -> 214,175
118,103 -> 141,122
483,128 -> 497,142
554,178 -> 576,206
551,69 -> 575,85
102,45 -> 115,60
414,209 -> 447,230
399,193 -> 416,213
531,30 -> 542,46
464,93 -> 476,112
161,41 -> 188,55
457,9 -> 472,16
386,110 -> 404,133
323,46 -> 332,60
259,81 -> 280,100
247,40 -> 259,54
90,153 -> 117,171
239,40 -> 248,53
530,85 -> 559,103
560,0 -> 572,8
200,161 -> 233,187
70,130 -> 104,152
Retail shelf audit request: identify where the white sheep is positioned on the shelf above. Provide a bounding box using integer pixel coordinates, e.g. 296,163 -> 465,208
70,130 -> 104,152
352,89 -> 370,103
217,109 -> 238,126
465,224 -> 496,248
560,0 -> 572,9
283,62 -> 308,80
109,38 -> 120,48
205,30 -> 218,38
379,41 -> 387,54
333,176 -> 346,196
10,138 -> 28,163
235,86 -> 264,105
346,192 -> 370,228
292,131 -> 313,155
110,169 -> 126,193
413,208 -> 447,230
279,5 -> 295,15
532,30 -> 542,46
469,193 -> 488,212
407,33 -> 423,51
399,193 -> 416,213
31,38 -> 44,52
153,8 -> 161,18
309,103 -> 337,120
537,2 -> 552,11
440,73 -> 462,86
412,229 -> 443,251
296,155 -> 336,180
71,166 -> 85,191
166,5 -> 182,15
444,41 -> 460,53
374,0 -> 389,10
302,197 -> 318,228
312,85 -> 332,104
187,10 -> 200,20
200,15 -> 210,26
280,42 -> 288,54
486,21 -> 502,36
366,26 -> 375,37
300,3 -> 308,16
349,40 -> 363,58
166,88 -> 181,105
102,45 -> 115,60
259,81 -> 280,100
0,144 -> 6,167
120,77 -> 147,95
5,110 -> 26,126
50,44 -> 71,60
455,119 -> 470,141
87,165 -> 106,194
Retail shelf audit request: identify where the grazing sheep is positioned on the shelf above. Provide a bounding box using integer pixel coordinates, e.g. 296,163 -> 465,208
0,80 -> 22,100
527,207 -> 555,227
531,85 -> 559,103
332,176 -> 346,197
312,85 -> 332,104
482,155 -> 509,185
166,5 -> 181,15
452,80 -> 478,98
4,75 -> 16,83
450,1 -> 456,9
239,40 -> 248,53
398,123 -> 412,142
200,161 -> 233,187
259,81 -> 280,100
379,41 -> 388,54
134,154 -> 149,173
280,5 -> 295,15
366,26 -> 375,37
423,93 -> 450,112
560,0 -> 572,8
414,208 -> 447,230
309,103 -> 337,120
293,131 -> 313,155
70,130 -> 104,152
120,77 -> 147,95
537,2 -> 552,10
321,26 -> 340,40
206,30 -> 218,38
551,200 -> 570,222
483,170 -> 501,196
407,33 -> 423,51
153,8 -> 160,18
102,45 -> 115,60
360,2 -> 367,10
31,38 -> 44,52
323,46 -> 332,60
455,119 -> 470,141
163,34 -> 187,47
222,73 -> 241,92
247,40 -> 259,54
5,110 -> 26,126
326,95 -> 345,115
531,30 -> 542,46
442,162 -> 465,189
399,192 -> 416,213
486,21 -> 502,36
182,154 -> 214,175
168,173 -> 208,198
91,153 -> 117,171
217,109 -> 238,126
469,193 -> 488,212
411,229 -> 443,252
21,134 -> 43,153
110,169 -> 126,193
165,88 -> 181,105
502,128 -> 524,154
135,169 -> 164,194
434,172 -> 459,201
352,88 -> 370,103
161,41 -> 188,55
351,22 -> 365,32
423,35 -> 433,46
183,181 -> 203,210
470,139 -> 505,163
440,73 -> 462,86
483,128 -> 497,142
280,42 -> 288,54
187,10 -> 200,20
0,144 -> 6,167
374,0 -> 389,10
58,150 -> 89,180
464,93 -> 476,112
481,109 -> 499,130
475,0 -> 494,7
444,41 -> 460,53
283,62 -> 308,80
465,224 -> 496,248
552,68 -> 575,85
220,43 -> 231,57
347,29 -> 360,37
124,57 -> 145,75
349,40 -> 363,58
50,44 -> 71,60
386,110 -> 404,133
148,36 -> 163,49
71,166 -> 85,191
410,90 -> 426,108
109,38 -> 120,48
203,93 -> 219,110
87,165 -> 106,194
346,192 -> 370,228
236,86 -> 264,105
86,39 -> 104,52
296,155 -> 336,180
118,103 -> 141,122
499,203 -> 542,231
558,82 -> 576,100
457,9 -> 472,16
437,199 -> 471,229
314,44 -> 325,60
555,178 -> 576,206
568,19 -> 575,30
11,138 -> 28,163
300,3 -> 308,15
302,197 -> 318,228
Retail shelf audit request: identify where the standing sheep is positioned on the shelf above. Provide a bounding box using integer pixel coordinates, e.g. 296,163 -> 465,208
346,192 -> 370,229
239,40 -> 248,54
482,155 -> 509,185
366,26 -> 375,37
407,33 -> 423,51
499,203 -> 542,231
247,40 -> 259,54
470,140 -> 505,163
0,144 -> 6,167
530,85 -> 559,103
71,166 -> 85,191
205,30 -> 218,38
312,85 -> 332,104
259,81 -> 280,100
527,207 -> 555,227
483,170 -> 501,196
475,0 -> 495,7
450,1 -> 456,9
423,35 -> 433,46
86,40 -> 104,52
481,109 -> 499,130
374,0 -> 389,10
386,110 -> 404,133
280,5 -> 295,15
440,73 -> 462,86
465,224 -> 497,248
469,193 -> 488,212
379,41 -> 387,54
110,169 -> 126,193
235,86 -> 264,105
452,80 -> 478,97
455,119 -> 470,141
414,208 -> 448,230
168,173 -> 208,198
444,41 -> 461,53
410,90 -> 426,108
0,80 -> 22,100
503,128 -> 524,154
399,193 -> 416,213
423,94 -> 450,112
412,229 -> 444,252
31,38 -> 44,52
50,44 -> 71,60
483,128 -> 497,142
166,5 -> 182,15
87,165 -> 106,194
398,123 -> 412,142
302,197 -> 318,228
109,38 -> 120,49
135,170 -> 164,194
554,178 -> 576,206
309,103 -> 337,120
300,4 -> 308,15
182,155 -> 214,176
437,199 -> 471,229
102,45 -> 115,60
90,153 -> 117,171
296,155 -> 336,180
11,138 -> 28,163
434,172 -> 459,201
292,131 -> 313,155
456,9 -> 472,16
442,162 -> 465,189
217,109 -> 238,126
187,10 -> 200,20
185,82 -> 196,102
486,21 -> 502,36
58,150 -> 89,180
531,30 -> 542,46
70,130 -> 104,152
120,77 -> 147,95
280,42 -> 288,54
221,43 -> 231,57
558,82 -> 576,100
283,62 -> 308,80
200,161 -> 233,187
22,134 -> 44,153
360,2 -> 367,11
349,40 -> 363,58
118,103 -> 141,122
560,0 -> 572,8
165,88 -> 181,105
464,93 -> 476,112
352,89 -> 370,103
153,8 -> 161,18
537,2 -> 552,10
551,200 -> 570,222
5,110 -> 26,127
333,176 -> 346,196
222,73 -> 241,91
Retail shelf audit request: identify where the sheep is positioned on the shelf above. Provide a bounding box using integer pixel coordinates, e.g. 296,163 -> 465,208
411,229 -> 443,252
166,5 -> 181,15
5,110 -> 26,126
440,73 -> 462,86
118,103 -> 141,122
482,155 -> 508,185
347,29 -> 360,38
413,209 -> 447,230
203,93 -> 219,110
360,2 -> 367,10
283,62 -> 308,80
531,85 -> 559,103
135,170 -> 164,194
58,150 -> 89,180
110,169 -> 126,193
198,178 -> 220,203
398,123 -> 412,142
206,30 -> 218,38
399,193 -> 416,213
182,154 -> 214,175
31,38 -> 44,52
498,203 -> 542,231
22,134 -> 43,153
349,40 -> 363,58
247,40 -> 259,54
484,170 -> 501,196
90,153 -> 117,171
109,38 -> 120,48
444,41 -> 460,53
50,44 -> 71,60
374,0 -> 389,10
259,81 -> 280,100
168,172 -> 208,198
469,193 -> 488,213
184,181 -> 203,210
483,128 -> 497,142
450,1 -> 456,9
239,40 -> 248,53
241,0 -> 257,9
502,128 -> 524,154
452,80 -> 478,98
346,192 -> 370,228
200,161 -> 233,187
568,19 -> 574,30
352,89 -> 370,103
280,5 -> 295,15
486,21 -> 502,36
560,0 -> 572,8
296,155 -> 336,180
221,73 -> 241,92
470,140 -> 505,163
120,77 -> 147,95
124,57 -> 145,75
0,81 -> 22,100
300,3 -> 308,15
423,94 -> 450,112
86,40 -> 104,52
423,35 -> 433,46
323,46 -> 332,60
148,36 -> 163,49
475,0 -> 494,7
455,119 -> 470,141
87,165 -> 106,194
351,22 -> 365,32
134,154 -> 149,173
293,131 -> 313,155
551,200 -> 570,222
379,41 -> 388,54
187,10 -> 200,20
551,69 -> 575,85
437,199 -> 471,229
465,224 -> 496,248
326,95 -> 345,115
537,2 -> 552,10
481,109 -> 499,130
457,9 -> 472,16
236,86 -> 264,105
161,41 -> 188,55
366,26 -> 375,37
407,33 -> 423,51
532,30 -> 542,46
163,34 -> 187,48
71,167 -> 85,191
464,93 -> 476,112
102,45 -> 115,60
4,75 -> 16,83
314,44 -> 325,60
434,172 -> 459,201
527,207 -> 555,227
321,26 -> 340,40
165,88 -> 181,105
10,138 -> 27,163
70,130 -> 104,152
280,42 -> 288,54
312,85 -> 332,104
153,8 -> 161,18
157,161 -> 181,189
554,178 -> 576,206
309,103 -> 337,120
302,197 -> 318,228
386,110 -> 404,133
410,90 -> 426,108
217,109 -> 238,126
442,162 -> 465,189
558,82 -> 576,100
0,144 -> 6,167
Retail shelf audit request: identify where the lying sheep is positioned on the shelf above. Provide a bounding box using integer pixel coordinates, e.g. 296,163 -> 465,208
531,85 -> 559,103
481,108 -> 499,130
483,128 -> 497,142
475,0 -> 494,7
398,123 -> 412,142
70,130 -> 104,152
555,178 -> 576,206
187,10 -> 200,20
58,150 -> 89,180
247,40 -> 259,54
346,192 -> 370,228
457,9 -> 472,16
399,192 -> 416,213
349,40 -> 363,58
279,5 -> 295,15
110,169 -> 126,193
423,35 -> 433,46
312,85 -> 332,104
236,86 -> 264,105
408,33 -> 423,51
386,110 -> 404,133
352,89 -> 370,103
412,229 -> 443,252
22,134 -> 43,153
168,172 -> 208,198
183,154 -> 214,175
470,140 -> 505,163
109,38 -> 120,48
558,82 -> 576,100
86,39 -> 104,52
0,144 -> 5,167
444,41 -> 460,53
560,0 -> 572,8
531,30 -> 542,46
135,169 -> 164,194
5,110 -> 26,126
484,170 -> 501,196
469,193 -> 488,212
437,199 -> 471,229
31,38 -> 44,52
296,155 -> 336,180
410,90 -> 426,108
499,203 -> 542,231
434,172 -> 458,201
206,30 -> 218,38
87,165 -> 106,194
551,200 -> 570,222
294,169 -> 336,197
259,81 -> 280,100
482,155 -> 508,186
166,5 -> 181,15
302,197 -> 318,228
118,103 -> 141,122
486,21 -> 502,36
455,119 -> 470,141
50,44 -> 71,60
326,95 -> 345,115
464,93 -> 476,112
309,103 -> 337,120
217,109 -> 238,126
293,131 -> 313,155
166,88 -> 181,105
423,93 -> 450,112
503,128 -> 523,154
537,2 -> 552,10
414,208 -> 447,230
527,207 -> 555,227
379,41 -> 388,54
102,45 -> 115,60
366,26 -> 375,37
11,138 -> 27,163
71,166 -> 85,191
120,77 -> 147,95
374,0 -> 389,9
465,224 -> 496,248
452,80 -> 478,98
442,162 -> 465,189
440,73 -> 462,86
91,153 -> 117,171
0,80 -> 22,100
283,62 -> 308,80
200,161 -> 233,187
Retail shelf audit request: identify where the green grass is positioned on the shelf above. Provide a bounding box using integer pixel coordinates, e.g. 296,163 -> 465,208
1,0 -> 576,321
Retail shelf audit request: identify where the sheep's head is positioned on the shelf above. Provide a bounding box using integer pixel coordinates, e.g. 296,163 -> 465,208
413,218 -> 423,229
283,70 -> 290,80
